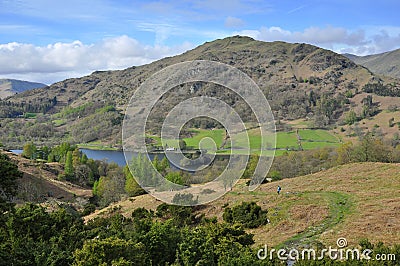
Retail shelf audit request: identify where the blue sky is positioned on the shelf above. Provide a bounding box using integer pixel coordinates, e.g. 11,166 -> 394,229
1,0 -> 400,84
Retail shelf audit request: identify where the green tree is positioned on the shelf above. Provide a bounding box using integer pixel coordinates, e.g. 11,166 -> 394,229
179,139 -> 187,150
165,171 -> 184,185
73,237 -> 147,266
64,151 -> 74,178
160,156 -> 170,172
93,172 -> 126,207
22,142 -> 36,159
0,153 -> 22,211
345,109 -> 357,125
152,155 -> 160,171
139,220 -> 181,265
72,148 -> 81,167
242,155 -> 259,179
123,165 -> 145,197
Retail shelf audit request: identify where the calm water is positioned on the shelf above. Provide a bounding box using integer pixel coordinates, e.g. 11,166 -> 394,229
10,149 -> 164,167
79,149 -> 166,167
10,149 -> 23,155
10,149 -> 228,170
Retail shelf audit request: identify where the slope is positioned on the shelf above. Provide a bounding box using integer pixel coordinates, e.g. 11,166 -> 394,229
345,48 -> 400,79
1,36 -> 399,148
2,151 -> 92,204
0,79 -> 46,99
84,162 -> 400,248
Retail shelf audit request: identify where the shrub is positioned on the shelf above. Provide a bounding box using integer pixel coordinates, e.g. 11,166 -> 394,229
172,193 -> 198,205
223,201 -> 269,228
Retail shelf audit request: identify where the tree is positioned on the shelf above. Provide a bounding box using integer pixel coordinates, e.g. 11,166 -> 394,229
93,172 -> 126,207
242,155 -> 259,179
179,139 -> 187,150
345,109 -> 357,125
22,142 -> 36,159
123,165 -> 145,197
72,148 -> 81,167
73,237 -> 147,266
64,151 -> 74,178
152,155 -> 160,171
0,153 -> 22,211
352,133 -> 391,162
165,172 -> 184,185
159,157 -> 170,174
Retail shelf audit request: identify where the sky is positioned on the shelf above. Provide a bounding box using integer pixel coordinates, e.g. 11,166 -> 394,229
1,0 -> 400,84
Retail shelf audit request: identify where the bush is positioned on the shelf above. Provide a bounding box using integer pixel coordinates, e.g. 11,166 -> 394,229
223,201 -> 269,228
172,193 -> 198,205
81,203 -> 96,216
268,170 -> 282,181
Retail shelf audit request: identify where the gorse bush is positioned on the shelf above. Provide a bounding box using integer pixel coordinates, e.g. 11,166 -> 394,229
223,201 -> 269,228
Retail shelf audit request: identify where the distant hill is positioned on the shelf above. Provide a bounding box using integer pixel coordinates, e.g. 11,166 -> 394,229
1,36 -> 400,148
0,79 -> 46,99
344,48 -> 400,79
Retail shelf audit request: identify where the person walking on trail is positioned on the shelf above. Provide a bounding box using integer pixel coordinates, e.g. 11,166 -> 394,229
277,185 -> 281,195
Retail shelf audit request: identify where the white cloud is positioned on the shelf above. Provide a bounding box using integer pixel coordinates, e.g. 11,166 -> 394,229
236,25 -> 400,55
237,26 -> 366,47
0,36 -> 194,84
224,16 -> 245,28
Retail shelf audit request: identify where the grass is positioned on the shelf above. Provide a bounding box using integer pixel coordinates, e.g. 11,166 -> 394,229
218,128 -> 340,155
77,141 -> 119,151
52,119 -> 66,127
147,128 -> 341,156
299,129 -> 339,143
279,191 -> 352,249
148,129 -> 225,150
24,112 -> 38,119
184,129 -> 225,149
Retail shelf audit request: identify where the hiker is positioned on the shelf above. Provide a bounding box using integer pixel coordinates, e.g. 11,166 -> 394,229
277,185 -> 281,195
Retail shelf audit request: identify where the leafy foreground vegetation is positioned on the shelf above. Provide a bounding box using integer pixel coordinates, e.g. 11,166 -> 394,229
0,202 -> 398,265
0,202 -> 259,265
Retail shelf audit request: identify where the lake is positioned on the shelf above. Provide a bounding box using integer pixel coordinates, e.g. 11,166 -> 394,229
10,149 -> 228,170
10,149 -> 164,167
79,149 -> 167,167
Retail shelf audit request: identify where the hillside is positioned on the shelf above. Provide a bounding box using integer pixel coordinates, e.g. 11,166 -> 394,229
345,49 -> 400,79
0,79 -> 46,99
2,151 -> 92,207
1,36 -> 400,149
84,162 -> 400,248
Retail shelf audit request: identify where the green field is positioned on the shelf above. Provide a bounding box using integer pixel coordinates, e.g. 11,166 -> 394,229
77,141 -> 118,151
147,128 -> 341,156
184,129 -> 225,149
52,119 -> 66,127
24,112 -> 39,119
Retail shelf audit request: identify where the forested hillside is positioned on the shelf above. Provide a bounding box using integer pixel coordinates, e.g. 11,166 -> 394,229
1,36 -> 399,149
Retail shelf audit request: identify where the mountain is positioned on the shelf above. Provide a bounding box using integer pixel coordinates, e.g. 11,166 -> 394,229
0,79 -> 46,99
344,48 -> 400,79
1,36 -> 399,149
